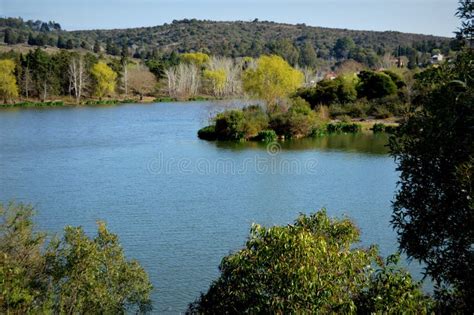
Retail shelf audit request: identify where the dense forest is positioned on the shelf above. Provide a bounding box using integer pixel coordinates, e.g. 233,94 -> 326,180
1,17 -> 456,68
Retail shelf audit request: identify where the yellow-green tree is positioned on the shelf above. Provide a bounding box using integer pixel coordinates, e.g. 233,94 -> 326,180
181,52 -> 210,66
242,55 -> 303,108
203,69 -> 227,97
91,62 -> 117,99
0,59 -> 19,104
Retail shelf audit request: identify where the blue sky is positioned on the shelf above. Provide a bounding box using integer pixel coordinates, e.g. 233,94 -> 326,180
1,0 -> 458,37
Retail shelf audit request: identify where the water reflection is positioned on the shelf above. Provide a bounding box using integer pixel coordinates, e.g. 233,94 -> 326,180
213,133 -> 390,155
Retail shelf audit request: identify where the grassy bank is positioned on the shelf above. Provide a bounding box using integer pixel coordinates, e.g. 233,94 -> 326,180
0,94 -> 228,109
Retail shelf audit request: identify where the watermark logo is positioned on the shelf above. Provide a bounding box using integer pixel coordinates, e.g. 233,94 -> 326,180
146,141 -> 321,176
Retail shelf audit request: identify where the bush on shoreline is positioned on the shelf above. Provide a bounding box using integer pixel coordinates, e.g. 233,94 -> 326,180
196,98 -> 400,142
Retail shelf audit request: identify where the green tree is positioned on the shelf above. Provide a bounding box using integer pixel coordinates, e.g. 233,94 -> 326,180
47,222 -> 153,314
3,29 -> 17,45
333,37 -> 355,59
299,41 -> 318,68
455,0 -> 473,48
296,74 -> 357,107
213,105 -> 268,141
268,39 -> 300,66
203,69 -> 227,97
270,97 -> 320,138
357,70 -> 397,99
93,40 -> 101,53
0,202 -> 153,314
65,39 -> 74,50
56,35 -> 65,48
0,59 -> 19,103
91,61 -> 117,99
355,253 -> 434,313
26,48 -> 57,101
243,55 -> 303,109
389,50 -> 474,312
0,203 -> 50,314
188,210 -> 431,314
180,52 -> 210,66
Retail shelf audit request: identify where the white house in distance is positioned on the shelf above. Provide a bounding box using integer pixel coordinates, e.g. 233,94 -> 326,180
431,53 -> 444,64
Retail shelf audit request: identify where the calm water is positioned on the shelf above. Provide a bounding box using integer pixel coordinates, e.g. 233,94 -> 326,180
0,101 -> 411,313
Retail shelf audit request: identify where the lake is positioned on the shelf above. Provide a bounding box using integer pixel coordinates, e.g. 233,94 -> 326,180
0,101 -> 414,313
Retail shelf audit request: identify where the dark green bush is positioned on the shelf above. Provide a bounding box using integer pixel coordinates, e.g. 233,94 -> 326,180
371,123 -> 386,133
296,76 -> 357,108
328,103 -> 349,117
197,125 -> 217,140
372,105 -> 393,119
384,125 -> 398,133
355,254 -> 434,313
253,129 -> 277,142
154,97 -> 177,102
84,99 -> 120,105
270,98 -> 319,138
346,101 -> 370,118
357,70 -> 397,100
382,70 -> 406,89
214,105 -> 268,141
326,122 -> 361,133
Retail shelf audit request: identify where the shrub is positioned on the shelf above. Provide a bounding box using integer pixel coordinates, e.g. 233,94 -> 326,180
384,125 -> 398,133
197,125 -> 217,140
214,105 -> 268,141
188,210 -> 432,314
346,101 -> 370,118
337,114 -> 352,123
253,129 -> 277,142
382,70 -> 406,89
328,103 -> 349,117
214,109 -> 246,140
270,98 -> 319,138
154,97 -> 177,102
355,254 -> 434,313
326,122 -> 361,133
357,70 -> 397,100
0,202 -> 153,314
371,123 -> 386,133
296,75 -> 357,108
372,105 -> 393,119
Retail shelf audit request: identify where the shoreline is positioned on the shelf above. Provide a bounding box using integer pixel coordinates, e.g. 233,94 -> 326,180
0,95 -> 224,109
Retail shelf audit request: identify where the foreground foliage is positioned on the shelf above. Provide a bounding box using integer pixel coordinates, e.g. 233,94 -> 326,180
0,202 -> 153,314
389,48 -> 474,312
188,210 -> 432,314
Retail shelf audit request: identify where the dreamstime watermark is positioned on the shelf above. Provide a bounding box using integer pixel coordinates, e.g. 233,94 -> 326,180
146,142 -> 321,176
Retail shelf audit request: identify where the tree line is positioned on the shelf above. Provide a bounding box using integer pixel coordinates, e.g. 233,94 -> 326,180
0,49 -> 156,104
1,17 -> 456,69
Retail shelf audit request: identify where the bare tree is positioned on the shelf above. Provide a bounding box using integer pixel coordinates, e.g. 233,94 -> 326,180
165,63 -> 201,99
21,67 -> 32,99
68,55 -> 87,104
206,56 -> 243,97
128,65 -> 157,100
122,59 -> 129,97
296,65 -> 318,87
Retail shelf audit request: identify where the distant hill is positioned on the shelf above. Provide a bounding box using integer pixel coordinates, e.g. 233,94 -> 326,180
0,17 -> 454,68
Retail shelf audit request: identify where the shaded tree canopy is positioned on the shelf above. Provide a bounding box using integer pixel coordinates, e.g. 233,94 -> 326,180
389,49 -> 474,312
